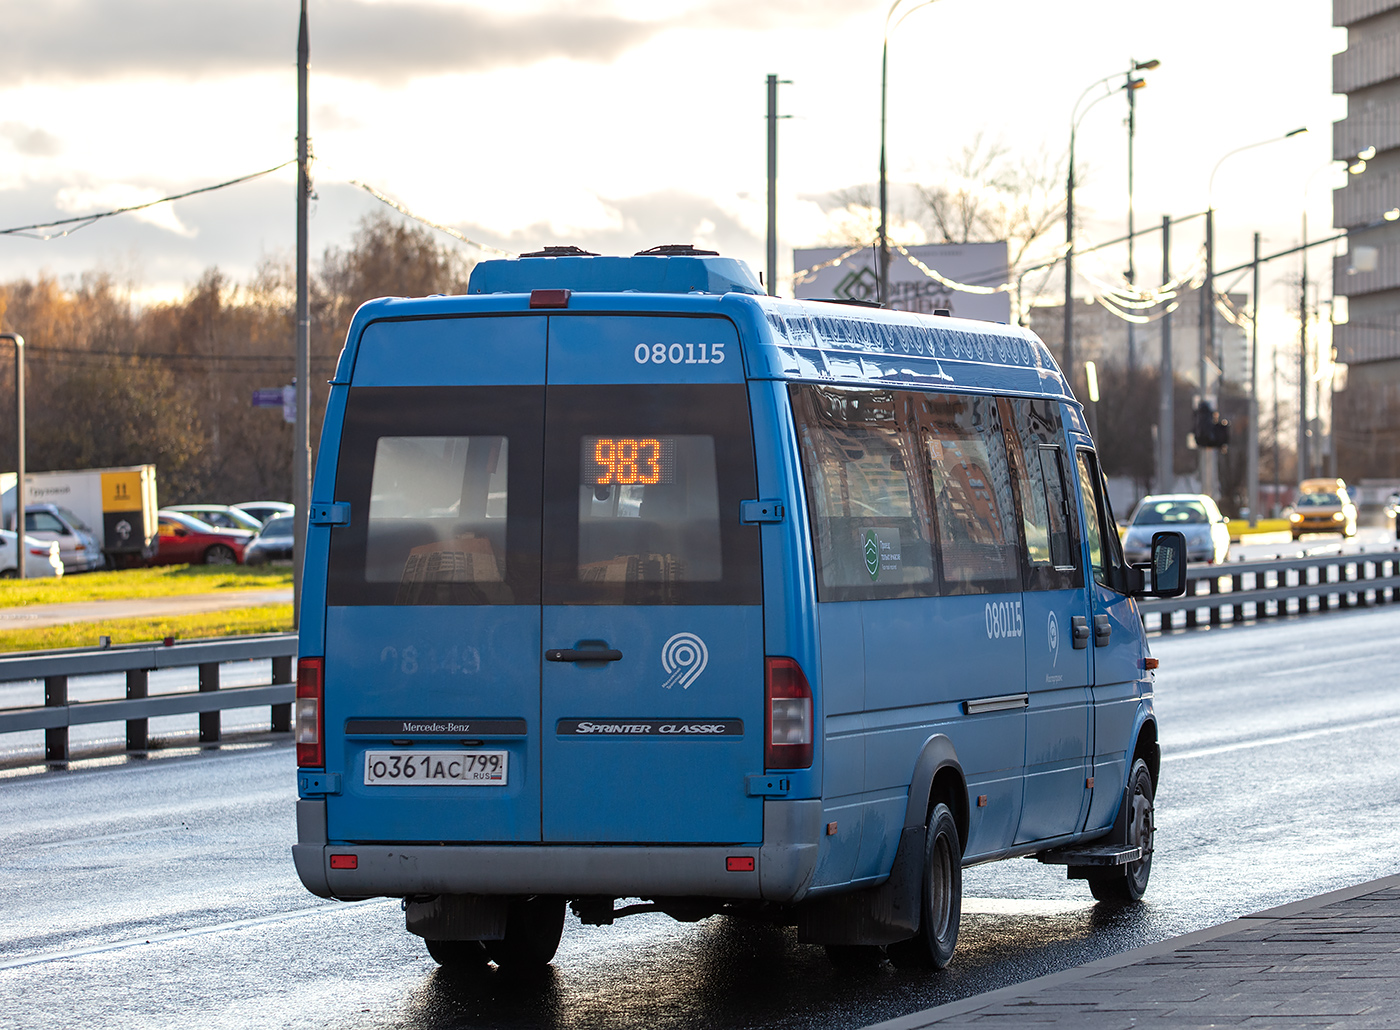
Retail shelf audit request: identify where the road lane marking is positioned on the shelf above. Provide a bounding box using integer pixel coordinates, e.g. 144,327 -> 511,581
1164,712 -> 1400,762
0,899 -> 396,972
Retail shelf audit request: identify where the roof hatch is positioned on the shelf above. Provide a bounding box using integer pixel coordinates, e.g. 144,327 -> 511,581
467,246 -> 763,297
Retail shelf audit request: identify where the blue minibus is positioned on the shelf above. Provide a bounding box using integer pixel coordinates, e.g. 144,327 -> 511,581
293,246 -> 1185,970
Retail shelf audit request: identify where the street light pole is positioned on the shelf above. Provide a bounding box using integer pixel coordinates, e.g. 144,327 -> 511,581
0,333 -> 23,580
877,0 -> 942,307
766,74 -> 791,298
1125,58 -> 1159,375
1248,231 -> 1261,524
293,0 -> 311,628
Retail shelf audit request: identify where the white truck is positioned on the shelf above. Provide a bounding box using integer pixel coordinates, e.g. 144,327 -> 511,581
1,464 -> 159,567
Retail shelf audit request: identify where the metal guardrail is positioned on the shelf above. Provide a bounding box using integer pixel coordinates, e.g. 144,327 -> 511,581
0,633 -> 297,761
1140,549 -> 1400,629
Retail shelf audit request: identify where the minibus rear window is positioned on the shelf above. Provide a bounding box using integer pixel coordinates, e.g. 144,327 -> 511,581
327,386 -> 542,606
543,384 -> 760,606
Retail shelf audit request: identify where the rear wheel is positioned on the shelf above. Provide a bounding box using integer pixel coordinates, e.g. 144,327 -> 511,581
1087,759 -> 1155,903
887,802 -> 962,969
483,895 -> 565,969
202,544 -> 237,565
0,568 -> 14,579
425,938 -> 489,968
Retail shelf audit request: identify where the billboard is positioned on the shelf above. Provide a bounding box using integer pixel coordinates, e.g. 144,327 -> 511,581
793,242 -> 1011,323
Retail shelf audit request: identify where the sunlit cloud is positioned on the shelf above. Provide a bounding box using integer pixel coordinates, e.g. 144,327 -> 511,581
0,122 -> 63,157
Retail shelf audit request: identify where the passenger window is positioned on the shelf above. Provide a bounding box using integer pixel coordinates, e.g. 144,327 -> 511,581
365,436 -> 508,600
543,383 -> 760,606
916,394 -> 1021,596
792,385 -> 938,601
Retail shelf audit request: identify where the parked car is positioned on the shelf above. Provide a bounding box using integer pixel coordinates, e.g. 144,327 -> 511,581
243,513 -> 294,565
1287,478 -> 1357,540
165,504 -> 264,534
231,501 -> 294,526
1122,493 -> 1231,565
0,530 -> 64,578
151,511 -> 252,565
18,503 -> 104,573
1386,491 -> 1400,540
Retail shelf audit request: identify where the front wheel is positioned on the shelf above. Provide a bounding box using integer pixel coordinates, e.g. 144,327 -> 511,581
483,895 -> 565,969
1087,758 -> 1155,903
887,802 -> 962,969
203,544 -> 237,565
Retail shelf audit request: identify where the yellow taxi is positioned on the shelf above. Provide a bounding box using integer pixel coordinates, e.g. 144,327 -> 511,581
1289,478 -> 1358,540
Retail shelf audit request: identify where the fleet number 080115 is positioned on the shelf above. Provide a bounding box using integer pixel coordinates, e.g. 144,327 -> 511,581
634,342 -> 726,365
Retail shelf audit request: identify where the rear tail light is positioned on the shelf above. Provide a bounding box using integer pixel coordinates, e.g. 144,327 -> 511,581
296,657 -> 324,768
765,656 -> 813,769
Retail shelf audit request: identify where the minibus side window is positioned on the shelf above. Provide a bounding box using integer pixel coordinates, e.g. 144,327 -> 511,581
792,385 -> 938,601
916,393 -> 1021,596
1000,397 -> 1082,591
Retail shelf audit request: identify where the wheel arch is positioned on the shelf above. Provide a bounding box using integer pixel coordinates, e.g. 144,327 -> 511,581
903,733 -> 968,855
1133,716 -> 1160,793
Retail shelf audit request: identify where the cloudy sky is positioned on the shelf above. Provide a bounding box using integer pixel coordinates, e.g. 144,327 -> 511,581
0,0 -> 1343,319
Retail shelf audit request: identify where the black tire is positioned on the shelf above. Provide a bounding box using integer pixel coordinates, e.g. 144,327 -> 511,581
0,568 -> 14,579
824,944 -> 886,970
425,938 -> 489,968
203,544 -> 237,565
483,895 -> 565,969
887,802 -> 962,970
1087,758 -> 1155,903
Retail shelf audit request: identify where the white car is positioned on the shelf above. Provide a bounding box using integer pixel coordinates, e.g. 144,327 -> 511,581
1122,493 -> 1231,565
231,500 -> 294,526
21,504 -> 104,573
0,530 -> 64,578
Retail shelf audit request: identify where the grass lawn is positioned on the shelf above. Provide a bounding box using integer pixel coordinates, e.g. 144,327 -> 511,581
0,604 -> 294,653
0,564 -> 295,653
0,564 -> 293,607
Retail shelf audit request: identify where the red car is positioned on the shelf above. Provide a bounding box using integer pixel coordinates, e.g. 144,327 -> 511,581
151,510 -> 252,565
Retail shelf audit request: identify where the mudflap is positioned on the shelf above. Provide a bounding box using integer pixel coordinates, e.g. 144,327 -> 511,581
405,894 -> 509,941
796,825 -> 925,946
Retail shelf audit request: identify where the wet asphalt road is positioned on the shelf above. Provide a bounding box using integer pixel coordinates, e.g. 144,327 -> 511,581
3,605 -> 1399,1030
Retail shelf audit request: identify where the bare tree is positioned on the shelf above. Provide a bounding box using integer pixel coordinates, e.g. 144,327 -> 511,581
916,133 -> 1066,269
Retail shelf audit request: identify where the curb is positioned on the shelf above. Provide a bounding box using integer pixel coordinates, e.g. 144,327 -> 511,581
865,872 -> 1400,1030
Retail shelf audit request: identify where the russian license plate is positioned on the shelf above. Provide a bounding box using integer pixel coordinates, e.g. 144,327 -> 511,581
363,750 -> 508,786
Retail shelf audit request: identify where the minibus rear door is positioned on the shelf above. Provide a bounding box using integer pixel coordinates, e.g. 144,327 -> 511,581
539,314 -> 766,844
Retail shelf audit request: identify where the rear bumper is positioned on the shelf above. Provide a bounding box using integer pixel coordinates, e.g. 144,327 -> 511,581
293,797 -> 822,904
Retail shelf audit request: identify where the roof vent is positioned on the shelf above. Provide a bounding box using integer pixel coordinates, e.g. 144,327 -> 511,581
635,244 -> 720,257
933,308 -> 952,317
520,245 -> 599,258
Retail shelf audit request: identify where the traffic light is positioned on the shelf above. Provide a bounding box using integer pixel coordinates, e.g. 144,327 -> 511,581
1193,401 -> 1230,449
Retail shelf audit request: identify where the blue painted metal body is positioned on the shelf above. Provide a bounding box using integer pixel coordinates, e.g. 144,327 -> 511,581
296,253 -> 1157,908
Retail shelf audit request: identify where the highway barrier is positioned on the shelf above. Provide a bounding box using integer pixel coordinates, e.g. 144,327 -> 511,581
1140,549 -> 1400,630
0,633 -> 296,762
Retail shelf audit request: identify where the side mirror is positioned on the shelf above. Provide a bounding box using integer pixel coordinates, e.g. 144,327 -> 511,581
1129,530 -> 1187,597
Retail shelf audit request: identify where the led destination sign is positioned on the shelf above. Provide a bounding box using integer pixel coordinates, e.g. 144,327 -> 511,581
582,436 -> 677,486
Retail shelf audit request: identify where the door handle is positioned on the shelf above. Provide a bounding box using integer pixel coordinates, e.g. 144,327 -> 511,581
546,647 -> 623,663
1071,615 -> 1090,649
1093,614 -> 1112,647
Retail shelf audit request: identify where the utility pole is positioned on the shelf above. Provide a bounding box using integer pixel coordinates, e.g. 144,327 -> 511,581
293,0 -> 311,627
0,333 -> 23,580
1247,232 -> 1261,524
766,75 -> 791,298
1198,209 -> 1216,497
1157,216 -> 1173,494
1126,63 -> 1138,374
1298,214 -> 1309,482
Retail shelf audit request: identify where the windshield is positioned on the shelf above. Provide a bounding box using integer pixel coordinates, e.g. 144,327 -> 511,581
262,515 -> 294,536
1296,493 -> 1341,507
55,506 -> 92,532
1133,500 -> 1207,526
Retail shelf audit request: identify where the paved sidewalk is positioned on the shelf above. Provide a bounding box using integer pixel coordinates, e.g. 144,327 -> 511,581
870,874 -> 1400,1029
0,589 -> 292,629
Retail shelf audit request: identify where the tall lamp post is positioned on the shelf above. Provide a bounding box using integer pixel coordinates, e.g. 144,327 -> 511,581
878,0 -> 943,307
0,333 -> 24,580
1125,58 -> 1159,375
1065,65 -> 1156,399
1204,127 -> 1307,500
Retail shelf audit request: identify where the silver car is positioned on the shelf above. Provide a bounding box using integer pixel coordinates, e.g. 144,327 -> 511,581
1122,494 -> 1230,566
